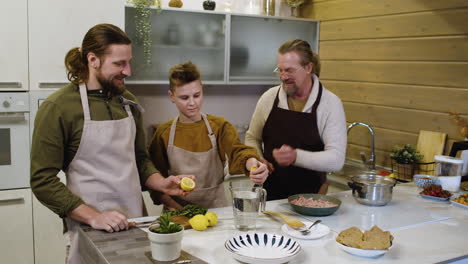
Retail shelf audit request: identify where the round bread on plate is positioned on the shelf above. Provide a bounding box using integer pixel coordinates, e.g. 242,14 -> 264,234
336,226 -> 393,258
288,193 -> 341,216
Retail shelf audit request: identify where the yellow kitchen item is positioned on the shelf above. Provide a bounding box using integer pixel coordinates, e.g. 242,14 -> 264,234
250,166 -> 257,171
263,210 -> 305,229
180,177 -> 195,191
205,212 -> 218,227
189,214 -> 209,231
416,130 -> 447,163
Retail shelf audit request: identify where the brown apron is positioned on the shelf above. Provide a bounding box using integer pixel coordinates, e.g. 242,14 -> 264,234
262,82 -> 326,200
65,84 -> 144,264
167,114 -> 227,208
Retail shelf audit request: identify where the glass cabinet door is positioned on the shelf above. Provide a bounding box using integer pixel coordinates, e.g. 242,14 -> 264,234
229,15 -> 318,84
126,8 -> 226,83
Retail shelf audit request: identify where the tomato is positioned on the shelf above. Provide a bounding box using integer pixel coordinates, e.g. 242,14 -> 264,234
378,170 -> 391,176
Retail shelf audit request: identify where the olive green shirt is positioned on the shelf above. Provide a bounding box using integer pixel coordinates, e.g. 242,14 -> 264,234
30,83 -> 158,218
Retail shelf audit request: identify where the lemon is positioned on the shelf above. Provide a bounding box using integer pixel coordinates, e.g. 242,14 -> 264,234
205,212 -> 218,227
388,173 -> 395,178
250,166 -> 257,172
180,177 -> 195,191
189,214 -> 209,231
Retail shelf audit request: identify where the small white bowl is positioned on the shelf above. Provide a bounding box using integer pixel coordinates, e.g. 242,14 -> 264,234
413,174 -> 439,189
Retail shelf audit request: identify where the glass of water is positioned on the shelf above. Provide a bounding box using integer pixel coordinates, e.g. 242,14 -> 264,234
229,185 -> 267,231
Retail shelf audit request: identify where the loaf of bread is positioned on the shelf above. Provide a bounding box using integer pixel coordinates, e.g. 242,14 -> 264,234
336,225 -> 393,250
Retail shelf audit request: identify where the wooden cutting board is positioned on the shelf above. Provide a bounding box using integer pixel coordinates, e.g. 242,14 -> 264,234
416,130 -> 447,163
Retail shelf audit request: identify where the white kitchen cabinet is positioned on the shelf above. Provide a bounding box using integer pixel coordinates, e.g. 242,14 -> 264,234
125,6 -> 319,85
28,0 -> 126,90
32,172 -> 67,264
0,189 -> 34,264
0,0 -> 29,91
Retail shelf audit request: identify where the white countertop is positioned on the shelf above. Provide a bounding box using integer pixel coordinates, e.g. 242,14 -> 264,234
80,183 -> 468,264
179,183 -> 468,264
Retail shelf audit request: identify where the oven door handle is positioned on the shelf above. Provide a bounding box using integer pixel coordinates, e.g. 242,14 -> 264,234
0,194 -> 24,204
0,112 -> 26,122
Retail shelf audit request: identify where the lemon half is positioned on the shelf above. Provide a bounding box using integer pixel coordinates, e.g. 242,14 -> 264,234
180,177 -> 195,191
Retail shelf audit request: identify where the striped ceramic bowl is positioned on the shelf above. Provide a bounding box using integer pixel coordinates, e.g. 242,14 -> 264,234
413,174 -> 439,189
225,232 -> 301,264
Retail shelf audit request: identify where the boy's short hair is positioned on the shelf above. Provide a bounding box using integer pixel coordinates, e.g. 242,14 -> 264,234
168,61 -> 201,92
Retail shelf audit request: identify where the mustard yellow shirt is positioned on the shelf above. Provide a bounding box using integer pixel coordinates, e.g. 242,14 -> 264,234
149,115 -> 260,177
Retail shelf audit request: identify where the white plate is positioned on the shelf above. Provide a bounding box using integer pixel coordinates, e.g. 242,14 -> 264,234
225,232 -> 301,264
281,221 -> 330,240
338,242 -> 391,258
451,200 -> 468,209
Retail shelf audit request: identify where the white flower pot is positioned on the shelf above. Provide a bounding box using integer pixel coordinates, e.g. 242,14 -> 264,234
147,225 -> 184,261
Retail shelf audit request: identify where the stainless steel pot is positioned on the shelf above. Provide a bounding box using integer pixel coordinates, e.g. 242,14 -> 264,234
348,174 -> 397,206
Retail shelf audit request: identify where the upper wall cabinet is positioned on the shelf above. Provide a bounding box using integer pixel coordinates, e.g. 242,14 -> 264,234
28,0 -> 125,90
0,0 -> 28,91
125,6 -> 319,85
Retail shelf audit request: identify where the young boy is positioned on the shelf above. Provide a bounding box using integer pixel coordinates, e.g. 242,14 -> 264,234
149,61 -> 268,208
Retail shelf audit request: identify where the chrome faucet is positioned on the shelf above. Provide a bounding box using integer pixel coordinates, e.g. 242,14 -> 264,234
347,122 -> 376,171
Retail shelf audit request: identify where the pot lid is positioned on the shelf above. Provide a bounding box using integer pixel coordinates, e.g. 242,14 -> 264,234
351,174 -> 396,185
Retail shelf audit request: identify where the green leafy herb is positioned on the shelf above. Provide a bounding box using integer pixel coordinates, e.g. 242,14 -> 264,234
162,204 -> 208,219
149,214 -> 182,234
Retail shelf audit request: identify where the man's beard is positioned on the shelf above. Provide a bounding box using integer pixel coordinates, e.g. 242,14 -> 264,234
97,74 -> 126,96
282,80 -> 299,96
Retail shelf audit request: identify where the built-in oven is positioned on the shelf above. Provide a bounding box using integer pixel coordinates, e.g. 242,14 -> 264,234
0,92 -> 30,190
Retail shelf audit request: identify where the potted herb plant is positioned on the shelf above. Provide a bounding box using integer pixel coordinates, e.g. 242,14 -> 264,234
147,214 -> 184,261
390,144 -> 424,181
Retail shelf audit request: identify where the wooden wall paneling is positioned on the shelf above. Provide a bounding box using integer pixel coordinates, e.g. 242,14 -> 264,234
347,143 -> 393,168
320,36 -> 468,61
319,9 -> 468,40
321,60 -> 468,88
302,0 -> 468,21
343,102 -> 465,140
324,81 -> 468,114
347,125 -> 418,152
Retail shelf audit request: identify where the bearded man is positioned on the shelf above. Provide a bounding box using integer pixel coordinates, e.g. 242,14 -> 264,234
245,39 -> 347,200
30,24 -> 194,264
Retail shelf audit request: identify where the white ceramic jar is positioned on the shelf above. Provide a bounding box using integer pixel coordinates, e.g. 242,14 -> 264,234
147,225 -> 184,261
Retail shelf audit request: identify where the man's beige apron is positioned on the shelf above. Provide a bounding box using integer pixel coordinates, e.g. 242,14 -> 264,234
64,84 -> 144,264
167,114 -> 228,208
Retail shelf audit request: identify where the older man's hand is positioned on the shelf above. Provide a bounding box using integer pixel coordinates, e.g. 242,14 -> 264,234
272,144 -> 297,167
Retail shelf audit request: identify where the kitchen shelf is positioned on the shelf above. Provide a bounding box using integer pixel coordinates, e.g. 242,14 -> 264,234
125,6 -> 319,85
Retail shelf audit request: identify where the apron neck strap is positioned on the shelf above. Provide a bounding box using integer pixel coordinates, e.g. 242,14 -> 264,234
79,83 -> 91,121
168,114 -> 216,147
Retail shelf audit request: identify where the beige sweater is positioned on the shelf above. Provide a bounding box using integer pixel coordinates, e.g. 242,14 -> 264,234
245,74 -> 347,172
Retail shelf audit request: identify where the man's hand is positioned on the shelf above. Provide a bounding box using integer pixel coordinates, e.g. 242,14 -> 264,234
145,173 -> 195,196
246,158 -> 269,185
68,204 -> 128,233
272,144 -> 297,167
88,211 -> 129,233
160,175 -> 195,196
